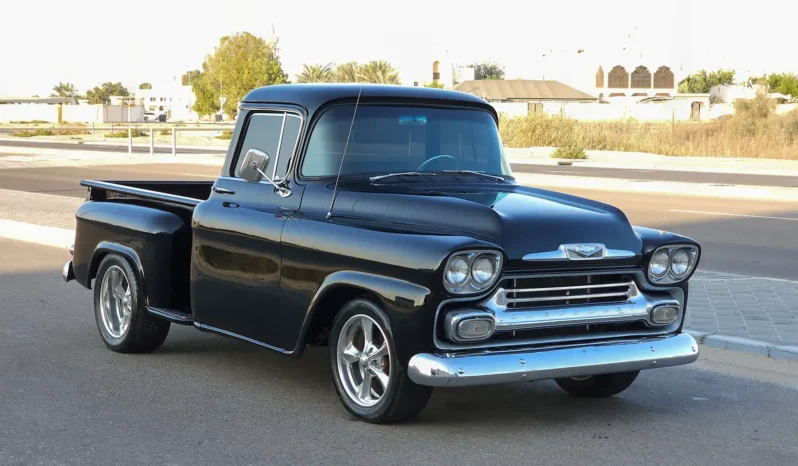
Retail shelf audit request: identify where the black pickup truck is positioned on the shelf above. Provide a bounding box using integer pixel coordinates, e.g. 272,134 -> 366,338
63,83 -> 701,423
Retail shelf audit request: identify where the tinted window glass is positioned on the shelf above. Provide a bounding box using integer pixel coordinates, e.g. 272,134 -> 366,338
235,113 -> 284,178
301,105 -> 510,178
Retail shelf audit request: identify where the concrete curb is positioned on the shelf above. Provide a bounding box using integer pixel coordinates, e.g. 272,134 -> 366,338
686,330 -> 798,362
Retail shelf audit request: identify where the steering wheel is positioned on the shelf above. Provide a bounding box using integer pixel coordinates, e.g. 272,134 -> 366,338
417,154 -> 458,171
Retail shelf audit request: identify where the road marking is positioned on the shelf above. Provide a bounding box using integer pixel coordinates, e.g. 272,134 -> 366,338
670,209 -> 798,221
0,219 -> 74,249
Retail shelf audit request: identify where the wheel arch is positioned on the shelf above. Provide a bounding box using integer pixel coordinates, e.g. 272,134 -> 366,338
88,242 -> 145,293
294,271 -> 431,358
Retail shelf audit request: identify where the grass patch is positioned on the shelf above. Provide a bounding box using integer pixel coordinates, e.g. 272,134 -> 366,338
10,120 -> 50,124
499,93 -> 798,159
551,146 -> 587,159
159,128 -> 172,136
11,128 -> 90,137
217,130 -> 233,140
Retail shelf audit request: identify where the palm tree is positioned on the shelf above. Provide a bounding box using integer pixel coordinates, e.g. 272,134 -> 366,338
296,63 -> 334,83
358,61 -> 401,85
334,62 -> 360,83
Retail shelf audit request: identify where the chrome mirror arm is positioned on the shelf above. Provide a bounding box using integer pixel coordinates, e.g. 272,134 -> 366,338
253,164 -> 292,198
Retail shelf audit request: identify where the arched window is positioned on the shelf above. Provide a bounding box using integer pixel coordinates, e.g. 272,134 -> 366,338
653,66 -> 675,89
595,66 -> 604,88
631,66 -> 652,88
607,65 -> 629,88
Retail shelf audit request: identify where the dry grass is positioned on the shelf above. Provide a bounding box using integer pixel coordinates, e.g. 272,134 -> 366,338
499,96 -> 798,160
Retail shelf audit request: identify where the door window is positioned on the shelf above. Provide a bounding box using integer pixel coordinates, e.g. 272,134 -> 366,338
234,112 -> 302,180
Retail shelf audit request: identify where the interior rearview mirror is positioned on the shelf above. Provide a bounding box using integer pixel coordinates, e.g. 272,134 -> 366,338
240,148 -> 270,183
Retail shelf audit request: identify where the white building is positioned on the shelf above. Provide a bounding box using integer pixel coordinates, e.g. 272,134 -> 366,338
134,79 -> 199,121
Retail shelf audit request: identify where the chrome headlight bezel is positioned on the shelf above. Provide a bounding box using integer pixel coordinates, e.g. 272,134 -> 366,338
443,250 -> 503,294
647,244 -> 699,284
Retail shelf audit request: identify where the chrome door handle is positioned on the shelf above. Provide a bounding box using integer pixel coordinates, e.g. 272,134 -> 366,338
213,186 -> 235,195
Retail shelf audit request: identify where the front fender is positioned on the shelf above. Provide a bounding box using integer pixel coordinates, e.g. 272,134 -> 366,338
294,270 -> 433,361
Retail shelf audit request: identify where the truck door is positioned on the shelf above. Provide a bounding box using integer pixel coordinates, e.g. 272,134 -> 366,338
191,108 -> 304,350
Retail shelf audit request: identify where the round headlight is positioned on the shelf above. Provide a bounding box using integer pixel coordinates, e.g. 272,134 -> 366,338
445,256 -> 469,287
649,250 -> 670,277
670,248 -> 692,277
471,255 -> 496,284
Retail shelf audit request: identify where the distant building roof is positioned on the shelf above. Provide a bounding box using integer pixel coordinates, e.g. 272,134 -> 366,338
453,79 -> 597,101
0,96 -> 77,104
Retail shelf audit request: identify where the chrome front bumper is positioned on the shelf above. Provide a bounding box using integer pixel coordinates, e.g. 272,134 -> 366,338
62,260 -> 75,282
408,333 -> 699,387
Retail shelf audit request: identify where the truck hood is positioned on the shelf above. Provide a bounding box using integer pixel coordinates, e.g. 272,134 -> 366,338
337,185 -> 643,267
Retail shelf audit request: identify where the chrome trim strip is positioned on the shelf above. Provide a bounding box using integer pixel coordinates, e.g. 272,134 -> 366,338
409,333 -> 699,387
523,244 -> 636,262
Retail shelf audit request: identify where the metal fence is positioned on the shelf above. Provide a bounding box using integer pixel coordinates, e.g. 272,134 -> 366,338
6,124 -> 234,156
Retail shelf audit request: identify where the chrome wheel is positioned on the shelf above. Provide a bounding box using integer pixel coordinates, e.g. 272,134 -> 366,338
336,314 -> 391,407
99,265 -> 132,339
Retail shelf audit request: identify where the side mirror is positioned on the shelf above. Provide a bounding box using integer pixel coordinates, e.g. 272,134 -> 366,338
240,148 -> 270,183
238,148 -> 292,198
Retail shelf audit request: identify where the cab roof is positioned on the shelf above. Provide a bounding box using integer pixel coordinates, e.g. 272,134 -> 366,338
241,83 -> 496,117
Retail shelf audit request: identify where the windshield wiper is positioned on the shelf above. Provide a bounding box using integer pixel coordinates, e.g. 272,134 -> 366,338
442,170 -> 505,182
369,172 -> 437,182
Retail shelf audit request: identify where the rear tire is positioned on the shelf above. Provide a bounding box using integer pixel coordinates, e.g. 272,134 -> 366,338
329,298 -> 432,424
93,254 -> 170,353
555,371 -> 639,397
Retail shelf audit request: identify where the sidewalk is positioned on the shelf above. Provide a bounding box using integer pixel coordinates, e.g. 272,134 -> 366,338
506,147 -> 798,177
1,187 -> 795,361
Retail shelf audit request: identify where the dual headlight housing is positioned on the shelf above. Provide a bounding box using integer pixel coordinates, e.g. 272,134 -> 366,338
443,250 -> 503,294
647,244 -> 700,284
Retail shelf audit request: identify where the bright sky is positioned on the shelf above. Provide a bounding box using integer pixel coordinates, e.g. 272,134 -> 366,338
2,0 -> 797,96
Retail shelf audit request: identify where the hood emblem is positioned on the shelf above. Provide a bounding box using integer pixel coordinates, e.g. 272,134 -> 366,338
564,243 -> 605,260
523,244 -> 635,262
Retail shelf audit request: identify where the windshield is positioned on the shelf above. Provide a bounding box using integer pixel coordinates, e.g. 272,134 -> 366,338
301,105 -> 513,179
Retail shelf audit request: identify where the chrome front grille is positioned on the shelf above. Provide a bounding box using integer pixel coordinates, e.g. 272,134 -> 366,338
499,273 -> 636,309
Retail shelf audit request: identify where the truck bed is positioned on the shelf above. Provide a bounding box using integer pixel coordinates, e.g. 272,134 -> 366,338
82,180 -> 214,207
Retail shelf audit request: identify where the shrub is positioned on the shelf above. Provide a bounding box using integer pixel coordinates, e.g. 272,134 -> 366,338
498,107 -> 798,160
10,129 -> 55,137
217,130 -> 233,140
159,128 -> 172,136
551,146 -> 588,159
106,129 -> 147,138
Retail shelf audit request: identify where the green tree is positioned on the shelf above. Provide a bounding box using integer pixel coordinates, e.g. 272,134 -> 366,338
181,70 -> 201,86
759,73 -> 798,98
358,60 -> 401,84
191,31 -> 287,117
139,82 -> 152,90
296,63 -> 334,83
191,63 -> 220,117
50,82 -> 78,98
470,60 -> 505,80
677,69 -> 735,93
85,82 -> 130,104
334,62 -> 360,83
424,81 -> 444,89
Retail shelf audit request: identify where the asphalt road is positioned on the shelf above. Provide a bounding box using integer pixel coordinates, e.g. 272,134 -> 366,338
3,138 -> 798,187
2,162 -> 797,280
1,238 -> 796,466
511,163 -> 798,188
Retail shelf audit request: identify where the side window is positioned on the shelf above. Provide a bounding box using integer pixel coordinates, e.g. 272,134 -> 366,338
234,112 -> 302,179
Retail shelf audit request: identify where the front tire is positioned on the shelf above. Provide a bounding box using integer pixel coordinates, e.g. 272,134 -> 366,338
93,254 -> 170,353
329,298 -> 432,424
555,371 -> 640,397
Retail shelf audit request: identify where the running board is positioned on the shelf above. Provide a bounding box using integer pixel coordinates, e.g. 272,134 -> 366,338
146,306 -> 194,325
